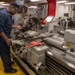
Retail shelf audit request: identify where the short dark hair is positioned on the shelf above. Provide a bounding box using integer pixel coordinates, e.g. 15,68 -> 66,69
10,2 -> 19,8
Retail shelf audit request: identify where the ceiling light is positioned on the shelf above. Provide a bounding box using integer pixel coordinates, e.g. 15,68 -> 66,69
1,4 -> 9,6
65,2 -> 75,5
57,1 -> 68,4
29,6 -> 37,9
0,2 -> 5,4
30,0 -> 41,2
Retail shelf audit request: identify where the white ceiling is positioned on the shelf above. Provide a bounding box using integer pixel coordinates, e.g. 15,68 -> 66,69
28,0 -> 75,4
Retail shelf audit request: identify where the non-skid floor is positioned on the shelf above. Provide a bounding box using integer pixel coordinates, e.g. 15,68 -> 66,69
0,58 -> 25,75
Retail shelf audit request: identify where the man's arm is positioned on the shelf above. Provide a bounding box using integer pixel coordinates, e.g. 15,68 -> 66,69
0,13 -> 11,46
0,32 -> 11,46
12,25 -> 23,29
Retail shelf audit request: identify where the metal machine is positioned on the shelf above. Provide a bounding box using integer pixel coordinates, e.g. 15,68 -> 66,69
11,14 -> 50,73
45,29 -> 75,75
11,11 -> 75,75
64,29 -> 75,63
11,14 -> 75,74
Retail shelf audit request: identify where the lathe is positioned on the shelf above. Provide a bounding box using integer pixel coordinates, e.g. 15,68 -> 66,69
11,15 -> 75,75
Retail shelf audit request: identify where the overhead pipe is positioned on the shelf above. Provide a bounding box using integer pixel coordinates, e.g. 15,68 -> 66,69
47,0 -> 56,16
40,0 -> 56,24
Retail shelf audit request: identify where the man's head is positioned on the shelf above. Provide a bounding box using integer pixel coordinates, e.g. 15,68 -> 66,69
8,2 -> 19,15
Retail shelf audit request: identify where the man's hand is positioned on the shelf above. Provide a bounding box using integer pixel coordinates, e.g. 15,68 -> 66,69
17,26 -> 23,29
12,25 -> 23,29
5,38 -> 11,46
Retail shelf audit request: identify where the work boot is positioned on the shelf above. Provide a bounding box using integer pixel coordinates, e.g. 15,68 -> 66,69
4,69 -> 17,73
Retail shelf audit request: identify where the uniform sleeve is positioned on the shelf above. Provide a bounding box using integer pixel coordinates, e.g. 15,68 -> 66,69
0,13 -> 6,33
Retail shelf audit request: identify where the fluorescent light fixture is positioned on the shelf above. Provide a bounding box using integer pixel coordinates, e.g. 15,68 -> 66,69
0,2 -> 5,4
30,0 -> 41,2
29,6 -> 37,9
45,16 -> 53,22
57,1 -> 68,4
1,4 -> 9,6
65,2 -> 75,5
